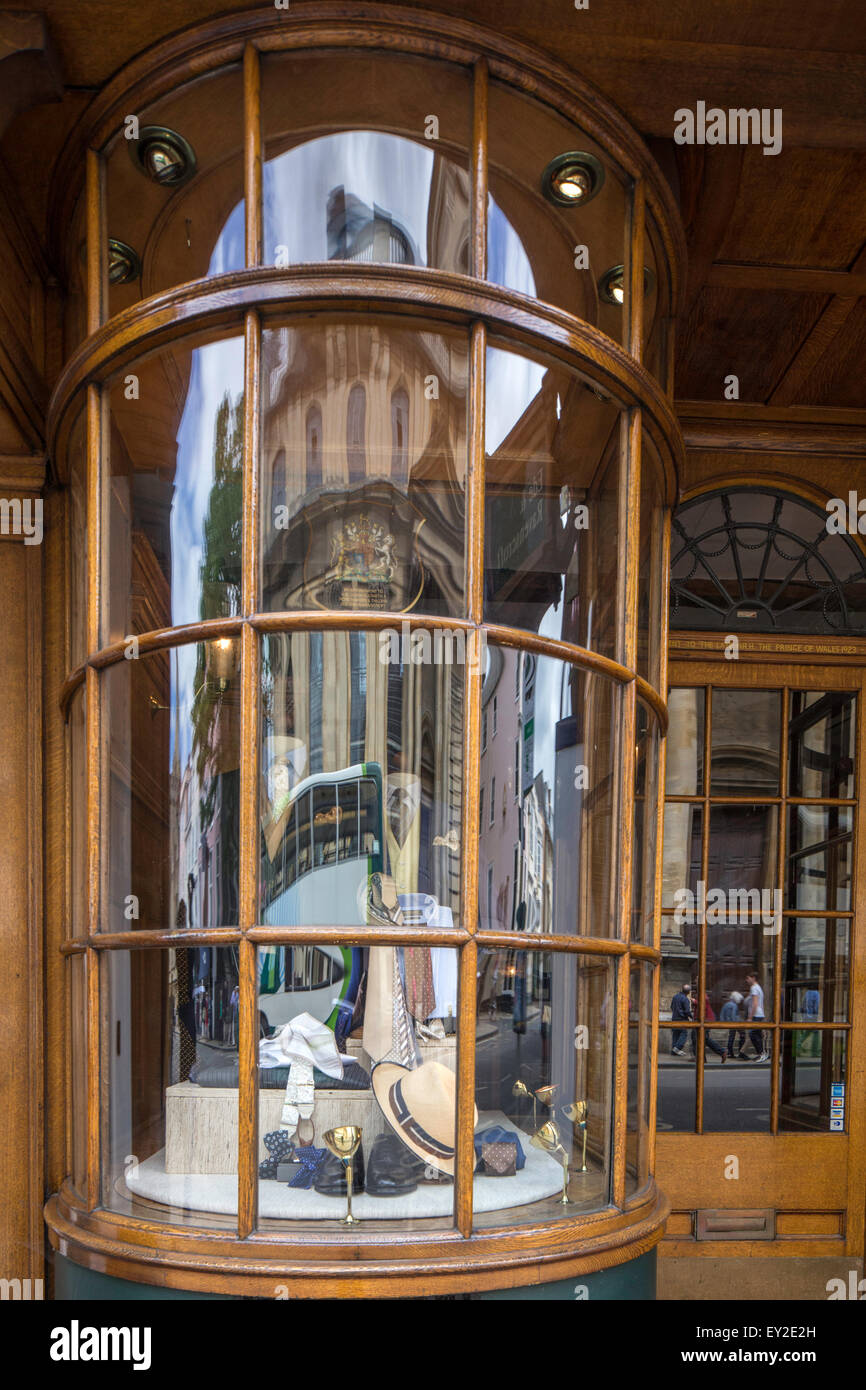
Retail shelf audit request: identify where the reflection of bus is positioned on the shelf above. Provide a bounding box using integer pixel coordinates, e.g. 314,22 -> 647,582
258,763 -> 383,1030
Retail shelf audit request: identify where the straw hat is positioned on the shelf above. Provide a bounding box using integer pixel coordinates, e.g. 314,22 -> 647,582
372,1060 -> 477,1176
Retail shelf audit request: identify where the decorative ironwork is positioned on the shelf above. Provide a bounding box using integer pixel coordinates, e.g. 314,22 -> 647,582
670,489 -> 866,635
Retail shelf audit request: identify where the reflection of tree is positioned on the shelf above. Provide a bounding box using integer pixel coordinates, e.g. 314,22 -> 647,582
191,390 -> 243,783
188,389 -> 243,927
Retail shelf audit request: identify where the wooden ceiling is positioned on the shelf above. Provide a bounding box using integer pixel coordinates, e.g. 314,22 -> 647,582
0,0 -> 865,484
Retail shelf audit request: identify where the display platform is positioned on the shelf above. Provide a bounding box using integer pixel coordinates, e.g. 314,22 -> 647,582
126,1110 -> 579,1218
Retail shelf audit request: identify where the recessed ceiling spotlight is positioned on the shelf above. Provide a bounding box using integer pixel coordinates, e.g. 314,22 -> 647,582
541,152 -> 605,207
108,238 -> 141,285
598,263 -> 655,306
130,126 -> 197,187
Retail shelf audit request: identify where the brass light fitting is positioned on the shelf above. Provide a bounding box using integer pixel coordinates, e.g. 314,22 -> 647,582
130,125 -> 197,188
598,263 -> 655,306
541,152 -> 605,207
108,238 -> 141,285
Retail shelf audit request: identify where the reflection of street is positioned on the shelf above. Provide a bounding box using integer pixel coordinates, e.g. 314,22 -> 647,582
475,1010 -> 545,1119
656,1061 -> 828,1133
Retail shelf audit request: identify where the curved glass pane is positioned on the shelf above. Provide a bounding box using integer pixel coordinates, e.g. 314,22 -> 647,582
256,942 -> 459,1230
637,430 -> 667,689
69,954 -> 87,1199
487,83 -> 630,345
632,701 -> 660,945
260,321 -> 469,616
484,341 -> 623,658
260,630 -> 464,927
107,332 -> 244,642
105,66 -> 244,310
104,640 -> 240,931
261,51 -> 471,273
626,962 -> 654,1195
474,948 -> 614,1227
478,645 -> 620,938
68,410 -> 87,667
105,946 -> 240,1226
69,687 -> 86,938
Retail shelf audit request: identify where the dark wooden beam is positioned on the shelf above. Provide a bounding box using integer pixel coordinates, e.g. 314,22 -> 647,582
769,244 -> 866,405
677,399 -> 866,455
707,263 -> 866,297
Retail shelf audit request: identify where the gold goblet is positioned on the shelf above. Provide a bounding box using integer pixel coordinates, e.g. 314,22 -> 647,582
512,1079 -> 536,1129
323,1125 -> 362,1225
535,1083 -> 558,1111
531,1121 -> 571,1205
562,1100 -> 588,1172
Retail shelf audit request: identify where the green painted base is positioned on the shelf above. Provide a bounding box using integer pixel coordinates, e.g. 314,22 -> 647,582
470,1250 -> 657,1300
53,1249 -> 657,1301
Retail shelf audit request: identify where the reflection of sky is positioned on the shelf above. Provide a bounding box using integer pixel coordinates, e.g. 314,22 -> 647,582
531,610 -> 563,799
486,345 -> 545,455
264,132 -> 435,264
170,337 -> 244,764
488,196 -> 536,299
207,199 -> 245,276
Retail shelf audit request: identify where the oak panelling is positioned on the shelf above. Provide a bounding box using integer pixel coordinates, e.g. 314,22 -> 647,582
675,288 -> 830,404
11,2 -> 866,149
677,403 -> 866,462
657,1134 -> 847,1211
796,296 -> 866,408
0,533 -> 43,1285
716,148 -> 866,272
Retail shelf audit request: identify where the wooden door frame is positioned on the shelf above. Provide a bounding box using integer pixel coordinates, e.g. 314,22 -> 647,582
657,631 -> 866,1264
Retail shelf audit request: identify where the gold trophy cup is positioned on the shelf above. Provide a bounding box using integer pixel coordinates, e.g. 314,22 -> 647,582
512,1079 -> 537,1129
323,1125 -> 363,1225
535,1083 -> 558,1111
531,1120 -> 571,1205
562,1100 -> 589,1172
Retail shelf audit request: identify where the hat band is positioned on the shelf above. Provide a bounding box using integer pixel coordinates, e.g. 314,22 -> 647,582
390,1079 -> 454,1161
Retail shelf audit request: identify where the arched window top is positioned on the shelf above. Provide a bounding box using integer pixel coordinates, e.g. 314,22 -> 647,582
670,487 -> 866,635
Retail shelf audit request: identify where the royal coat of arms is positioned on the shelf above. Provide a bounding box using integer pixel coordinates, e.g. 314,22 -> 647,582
301,499 -> 426,612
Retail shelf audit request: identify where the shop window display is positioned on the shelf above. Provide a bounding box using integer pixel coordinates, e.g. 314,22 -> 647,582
53,10 -> 681,1294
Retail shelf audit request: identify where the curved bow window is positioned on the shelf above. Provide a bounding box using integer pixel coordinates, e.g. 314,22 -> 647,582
671,488 -> 866,635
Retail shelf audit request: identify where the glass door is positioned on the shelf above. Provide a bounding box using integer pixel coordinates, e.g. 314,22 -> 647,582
656,654 -> 865,1269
